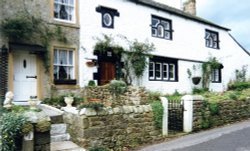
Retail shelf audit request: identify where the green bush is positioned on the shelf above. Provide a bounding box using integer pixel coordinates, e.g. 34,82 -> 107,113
209,102 -> 219,116
147,91 -> 161,103
192,88 -> 209,94
89,147 -> 110,151
150,101 -> 164,129
0,113 -> 28,151
228,81 -> 250,91
77,102 -> 104,111
109,80 -> 127,96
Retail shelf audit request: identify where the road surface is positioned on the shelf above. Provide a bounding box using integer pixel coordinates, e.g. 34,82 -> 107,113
139,119 -> 250,151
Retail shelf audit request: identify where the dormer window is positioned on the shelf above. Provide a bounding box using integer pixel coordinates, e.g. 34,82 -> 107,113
54,0 -> 76,23
96,6 -> 120,29
151,15 -> 173,40
205,29 -> 220,49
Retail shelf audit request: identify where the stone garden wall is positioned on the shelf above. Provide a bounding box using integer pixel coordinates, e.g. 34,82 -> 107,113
193,97 -> 250,131
63,105 -> 161,149
62,86 -> 162,149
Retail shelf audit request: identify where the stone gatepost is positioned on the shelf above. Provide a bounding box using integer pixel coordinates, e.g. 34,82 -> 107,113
181,95 -> 204,133
160,97 -> 168,136
24,110 -> 51,151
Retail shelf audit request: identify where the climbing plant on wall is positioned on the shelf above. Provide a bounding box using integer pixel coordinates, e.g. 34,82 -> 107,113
0,11 -> 67,72
93,34 -> 155,84
202,57 -> 221,89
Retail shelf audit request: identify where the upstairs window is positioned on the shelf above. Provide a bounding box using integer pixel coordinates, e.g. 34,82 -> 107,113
149,56 -> 178,81
151,15 -> 173,40
54,0 -> 75,23
205,29 -> 219,49
53,48 -> 76,84
96,6 -> 120,29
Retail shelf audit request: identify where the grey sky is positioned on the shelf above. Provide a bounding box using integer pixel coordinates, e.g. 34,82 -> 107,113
196,0 -> 250,51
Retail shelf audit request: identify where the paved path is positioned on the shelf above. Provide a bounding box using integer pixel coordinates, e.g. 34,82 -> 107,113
51,141 -> 86,151
139,119 -> 250,151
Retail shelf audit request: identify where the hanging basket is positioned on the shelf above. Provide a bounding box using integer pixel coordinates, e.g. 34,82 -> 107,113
86,61 -> 95,67
192,77 -> 201,85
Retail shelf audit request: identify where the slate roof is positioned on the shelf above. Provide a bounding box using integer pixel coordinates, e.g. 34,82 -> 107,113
129,0 -> 230,31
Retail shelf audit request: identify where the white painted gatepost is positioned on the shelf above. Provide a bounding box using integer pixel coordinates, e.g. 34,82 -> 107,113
160,95 -> 204,135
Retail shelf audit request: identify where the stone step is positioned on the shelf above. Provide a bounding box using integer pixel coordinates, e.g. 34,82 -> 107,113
51,133 -> 70,142
51,124 -> 67,135
51,141 -> 86,151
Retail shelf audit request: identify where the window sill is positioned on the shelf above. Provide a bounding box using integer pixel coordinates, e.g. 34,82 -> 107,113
54,79 -> 77,85
51,20 -> 80,29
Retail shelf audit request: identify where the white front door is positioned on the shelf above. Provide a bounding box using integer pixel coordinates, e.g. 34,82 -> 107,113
13,52 -> 37,103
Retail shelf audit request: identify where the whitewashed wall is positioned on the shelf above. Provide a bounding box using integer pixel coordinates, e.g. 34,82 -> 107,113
79,0 -> 250,94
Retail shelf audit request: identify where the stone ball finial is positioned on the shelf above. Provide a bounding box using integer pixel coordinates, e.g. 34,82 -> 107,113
3,91 -> 14,108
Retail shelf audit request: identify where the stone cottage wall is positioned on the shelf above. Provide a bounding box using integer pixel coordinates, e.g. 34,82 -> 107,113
63,105 -> 161,149
193,97 -> 250,131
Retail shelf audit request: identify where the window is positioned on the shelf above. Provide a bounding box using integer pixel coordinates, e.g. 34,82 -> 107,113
96,6 -> 120,29
151,15 -> 172,40
54,0 -> 75,22
149,56 -> 178,81
211,68 -> 221,83
53,48 -> 76,84
205,29 -> 219,49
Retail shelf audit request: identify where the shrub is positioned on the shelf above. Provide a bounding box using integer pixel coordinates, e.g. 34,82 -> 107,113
228,81 -> 250,91
147,91 -> 161,103
150,101 -> 164,129
89,147 -> 110,151
109,80 -> 127,97
0,113 -> 28,151
192,88 -> 209,94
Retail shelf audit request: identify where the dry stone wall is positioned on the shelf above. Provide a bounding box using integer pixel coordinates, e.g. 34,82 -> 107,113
63,105 -> 161,149
62,86 -> 161,149
193,97 -> 250,131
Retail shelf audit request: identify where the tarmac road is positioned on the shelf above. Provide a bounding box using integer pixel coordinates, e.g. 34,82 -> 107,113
139,119 -> 250,151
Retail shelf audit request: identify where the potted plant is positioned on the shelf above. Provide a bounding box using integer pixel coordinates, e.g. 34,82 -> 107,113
64,94 -> 74,107
187,65 -> 202,85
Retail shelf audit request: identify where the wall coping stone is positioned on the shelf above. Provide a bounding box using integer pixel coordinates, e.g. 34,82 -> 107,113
63,105 -> 152,116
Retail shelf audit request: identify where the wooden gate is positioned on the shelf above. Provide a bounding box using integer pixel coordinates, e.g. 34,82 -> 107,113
168,100 -> 184,132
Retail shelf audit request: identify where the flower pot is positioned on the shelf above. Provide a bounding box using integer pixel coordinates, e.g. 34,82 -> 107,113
192,77 -> 201,85
29,99 -> 38,110
64,97 -> 74,107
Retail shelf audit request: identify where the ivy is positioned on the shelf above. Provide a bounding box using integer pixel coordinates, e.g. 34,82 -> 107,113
126,39 -> 154,79
202,57 -> 221,89
150,101 -> 163,129
93,35 -> 155,84
0,11 -> 67,72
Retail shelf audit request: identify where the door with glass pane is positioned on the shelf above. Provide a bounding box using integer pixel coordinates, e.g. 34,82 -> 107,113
13,52 -> 37,102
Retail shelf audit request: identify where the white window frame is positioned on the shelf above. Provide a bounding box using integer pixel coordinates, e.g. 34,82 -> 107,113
53,48 -> 75,80
205,29 -> 219,49
149,62 -> 155,80
211,69 -> 220,82
162,63 -> 169,80
169,64 -> 175,81
155,62 -> 162,80
54,0 -> 76,23
151,15 -> 172,40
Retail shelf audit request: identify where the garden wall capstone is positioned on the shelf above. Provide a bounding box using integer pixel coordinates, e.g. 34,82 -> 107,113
193,97 -> 250,131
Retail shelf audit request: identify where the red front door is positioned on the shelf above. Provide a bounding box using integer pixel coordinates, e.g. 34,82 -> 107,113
99,61 -> 116,85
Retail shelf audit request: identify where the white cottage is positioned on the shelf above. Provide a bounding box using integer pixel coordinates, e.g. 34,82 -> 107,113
79,0 -> 250,93
1,0 -> 250,104
79,0 -> 250,94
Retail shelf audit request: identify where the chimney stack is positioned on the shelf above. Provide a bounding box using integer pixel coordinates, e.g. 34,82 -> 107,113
183,0 -> 196,15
